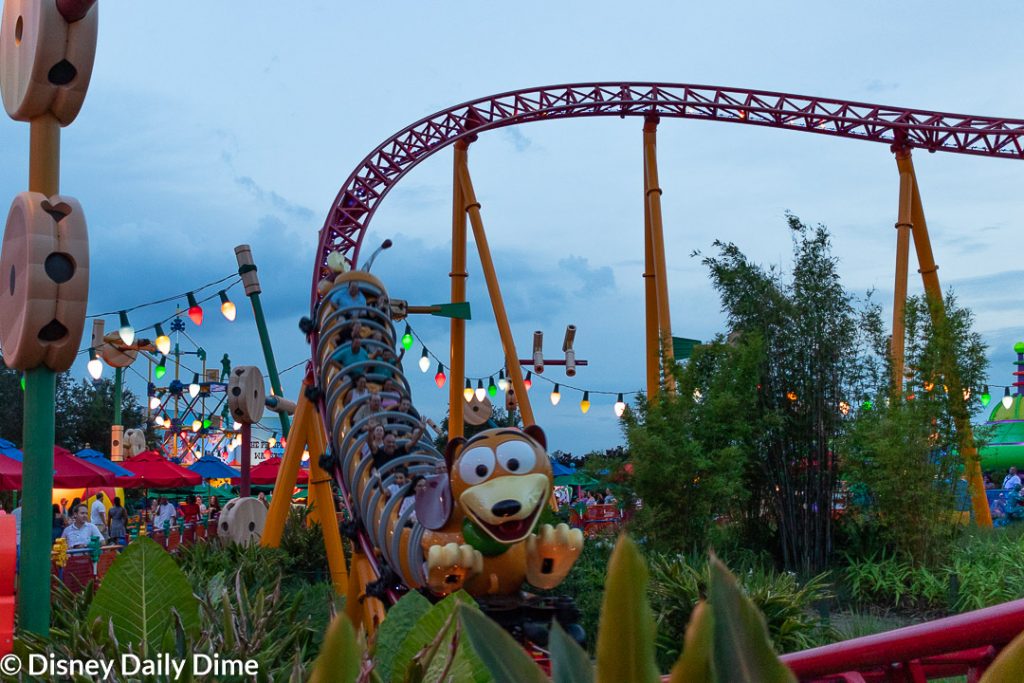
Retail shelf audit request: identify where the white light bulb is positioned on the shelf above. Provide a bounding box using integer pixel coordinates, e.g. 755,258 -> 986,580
419,354 -> 430,373
192,420 -> 201,432
1003,394 -> 1013,410
550,385 -> 561,406
87,358 -> 103,380
614,393 -> 626,417
188,383 -> 200,398
498,376 -> 508,391
233,421 -> 242,431
156,335 -> 171,356
149,396 -> 161,410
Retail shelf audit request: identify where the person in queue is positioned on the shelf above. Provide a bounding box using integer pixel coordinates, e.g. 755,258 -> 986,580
61,503 -> 102,549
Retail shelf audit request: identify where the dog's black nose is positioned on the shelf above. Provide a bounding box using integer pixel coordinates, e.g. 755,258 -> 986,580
491,500 -> 521,518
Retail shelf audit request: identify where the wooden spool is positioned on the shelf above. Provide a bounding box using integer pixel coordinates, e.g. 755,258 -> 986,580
464,395 -> 493,426
0,192 -> 88,371
0,0 -> 98,124
228,365 -> 265,424
217,497 -> 267,546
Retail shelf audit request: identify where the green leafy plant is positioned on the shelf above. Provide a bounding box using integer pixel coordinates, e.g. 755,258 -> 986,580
87,536 -> 200,654
309,534 -> 797,682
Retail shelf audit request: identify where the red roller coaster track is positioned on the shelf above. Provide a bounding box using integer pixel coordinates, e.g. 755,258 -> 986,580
312,81 -> 1024,303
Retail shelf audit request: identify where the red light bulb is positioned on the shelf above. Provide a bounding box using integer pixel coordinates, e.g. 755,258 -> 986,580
186,292 -> 204,326
434,363 -> 446,388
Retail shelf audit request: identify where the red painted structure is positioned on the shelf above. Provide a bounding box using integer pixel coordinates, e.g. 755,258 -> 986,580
780,598 -> 1024,681
312,81 -> 1024,298
312,83 -> 1024,673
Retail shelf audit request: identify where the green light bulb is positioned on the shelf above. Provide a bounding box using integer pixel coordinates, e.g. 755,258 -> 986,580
155,363 -> 166,380
202,418 -> 211,429
980,385 -> 991,407
487,377 -> 497,398
861,398 -> 873,411
401,324 -> 413,350
20,375 -> 25,391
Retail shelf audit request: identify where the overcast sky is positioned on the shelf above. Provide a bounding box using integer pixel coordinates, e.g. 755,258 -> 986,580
3,1 -> 1024,454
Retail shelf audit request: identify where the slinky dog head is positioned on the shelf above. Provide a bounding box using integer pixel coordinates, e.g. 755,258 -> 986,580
445,426 -> 551,545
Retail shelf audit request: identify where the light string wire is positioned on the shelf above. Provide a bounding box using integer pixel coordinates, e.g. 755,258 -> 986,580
405,321 -> 641,399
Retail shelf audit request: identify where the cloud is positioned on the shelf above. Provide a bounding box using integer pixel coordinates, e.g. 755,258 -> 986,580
864,79 -> 900,93
557,255 -> 615,296
502,127 -> 532,152
234,176 -> 315,220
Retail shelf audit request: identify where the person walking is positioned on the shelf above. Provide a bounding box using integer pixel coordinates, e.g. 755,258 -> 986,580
107,497 -> 127,545
90,492 -> 107,537
51,504 -> 66,543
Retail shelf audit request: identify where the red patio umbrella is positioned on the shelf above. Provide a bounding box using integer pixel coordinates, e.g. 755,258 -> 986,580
0,447 -> 115,489
52,446 -> 116,488
117,450 -> 202,488
237,457 -> 309,486
0,454 -> 21,490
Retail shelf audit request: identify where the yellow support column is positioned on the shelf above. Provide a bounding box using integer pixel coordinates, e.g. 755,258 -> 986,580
895,150 -> 992,529
305,398 -> 349,595
449,141 -> 470,439
643,116 -> 676,394
891,153 -> 913,394
643,143 -> 661,400
455,157 -> 536,426
263,386 -> 312,546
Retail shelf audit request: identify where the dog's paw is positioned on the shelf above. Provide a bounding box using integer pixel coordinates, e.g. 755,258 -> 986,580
425,542 -> 483,594
526,523 -> 584,589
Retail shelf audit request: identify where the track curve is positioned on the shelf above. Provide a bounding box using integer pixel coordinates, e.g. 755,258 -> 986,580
312,81 -> 1024,297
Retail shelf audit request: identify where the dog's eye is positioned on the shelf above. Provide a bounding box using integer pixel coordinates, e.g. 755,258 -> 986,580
458,447 -> 495,485
496,440 -> 536,474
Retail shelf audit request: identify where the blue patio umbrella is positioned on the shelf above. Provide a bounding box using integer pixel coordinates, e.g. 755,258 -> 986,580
74,448 -> 137,479
188,454 -> 241,481
550,459 -> 575,478
0,438 -> 20,461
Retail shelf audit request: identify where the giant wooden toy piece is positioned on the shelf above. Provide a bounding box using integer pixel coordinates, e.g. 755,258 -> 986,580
0,0 -> 97,124
0,192 -> 88,369
0,0 -> 99,634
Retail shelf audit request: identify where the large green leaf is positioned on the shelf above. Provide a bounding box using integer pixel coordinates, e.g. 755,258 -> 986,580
309,611 -> 361,683
980,629 -> 1024,683
595,535 -> 659,683
458,604 -> 548,683
375,591 -> 431,681
391,591 -> 488,683
708,554 -> 796,683
86,537 -> 200,654
667,600 -> 714,682
549,620 -> 594,683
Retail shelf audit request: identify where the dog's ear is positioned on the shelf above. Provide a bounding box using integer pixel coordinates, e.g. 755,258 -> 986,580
445,436 -> 466,472
523,425 -> 547,451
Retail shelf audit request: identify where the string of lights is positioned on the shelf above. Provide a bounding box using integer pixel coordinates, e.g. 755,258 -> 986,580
402,321 -> 639,416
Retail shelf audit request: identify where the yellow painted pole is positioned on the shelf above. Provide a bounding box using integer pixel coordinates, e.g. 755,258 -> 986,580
262,388 -> 311,546
891,155 -> 913,394
455,158 -> 536,426
643,116 -> 676,394
895,150 -> 992,528
305,397 -> 349,595
449,142 -> 470,439
643,142 -> 661,400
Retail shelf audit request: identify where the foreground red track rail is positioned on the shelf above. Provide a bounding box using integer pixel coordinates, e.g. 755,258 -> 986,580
312,81 -> 1024,299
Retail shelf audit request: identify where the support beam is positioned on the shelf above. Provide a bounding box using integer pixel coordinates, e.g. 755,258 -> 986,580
19,114 -> 61,635
455,157 -> 536,426
891,162 -> 914,394
449,142 -> 469,439
235,246 -> 290,436
643,142 -> 660,399
894,149 -> 992,529
642,116 -> 676,394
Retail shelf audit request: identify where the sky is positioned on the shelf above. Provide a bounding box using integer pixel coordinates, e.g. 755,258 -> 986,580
3,1 -> 1024,455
